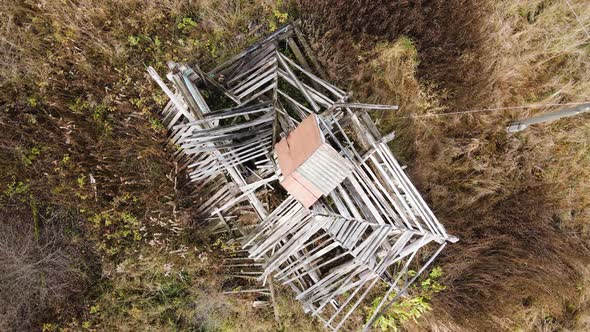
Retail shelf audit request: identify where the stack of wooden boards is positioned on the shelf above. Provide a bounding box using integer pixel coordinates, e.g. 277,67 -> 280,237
148,23 -> 457,331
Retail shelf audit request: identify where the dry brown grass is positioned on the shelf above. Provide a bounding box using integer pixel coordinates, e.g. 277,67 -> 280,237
298,0 -> 590,330
0,0 -> 299,330
0,202 -> 98,331
2,0 -> 589,330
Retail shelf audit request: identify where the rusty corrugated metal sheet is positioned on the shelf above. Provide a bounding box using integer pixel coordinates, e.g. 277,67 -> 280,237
276,114 -> 323,177
276,114 -> 352,207
296,143 -> 352,196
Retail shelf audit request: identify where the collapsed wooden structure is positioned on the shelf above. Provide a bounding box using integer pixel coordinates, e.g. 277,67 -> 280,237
148,24 -> 457,331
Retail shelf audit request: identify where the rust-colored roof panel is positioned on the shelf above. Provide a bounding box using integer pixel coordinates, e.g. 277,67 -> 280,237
276,113 -> 350,208
275,137 -> 295,176
291,171 -> 324,198
286,114 -> 323,169
280,174 -> 318,209
275,114 -> 323,178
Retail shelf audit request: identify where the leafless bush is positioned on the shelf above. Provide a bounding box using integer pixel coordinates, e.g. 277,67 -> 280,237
0,202 -> 97,331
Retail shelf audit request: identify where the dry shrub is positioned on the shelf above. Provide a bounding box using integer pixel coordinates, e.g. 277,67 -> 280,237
298,0 -> 590,330
0,202 -> 98,331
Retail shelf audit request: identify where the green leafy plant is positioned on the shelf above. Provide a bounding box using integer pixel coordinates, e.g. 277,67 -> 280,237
273,8 -> 288,24
42,323 -> 56,332
89,304 -> 100,314
28,97 -> 38,107
177,17 -> 198,32
3,179 -> 30,198
269,8 -> 288,31
128,35 -> 140,46
370,296 -> 431,331
68,97 -> 90,113
91,211 -> 142,256
77,174 -> 86,187
61,154 -> 70,164
149,118 -> 164,131
366,266 -> 446,331
22,145 -> 42,166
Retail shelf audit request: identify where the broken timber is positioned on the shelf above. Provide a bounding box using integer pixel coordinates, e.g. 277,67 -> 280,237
148,23 -> 457,332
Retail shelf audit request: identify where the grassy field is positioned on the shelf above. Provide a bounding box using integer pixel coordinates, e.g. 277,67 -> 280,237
1,0 -> 589,331
300,0 -> 590,330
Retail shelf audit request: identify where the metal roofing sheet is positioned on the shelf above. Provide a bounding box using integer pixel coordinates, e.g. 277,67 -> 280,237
276,116 -> 352,207
279,175 -> 319,208
296,143 -> 353,196
275,113 -> 323,177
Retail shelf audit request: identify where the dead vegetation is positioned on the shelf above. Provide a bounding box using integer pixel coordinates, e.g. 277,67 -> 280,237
0,0 -> 300,330
297,0 -> 498,109
1,0 -> 589,330
0,202 -> 98,331
298,0 -> 590,330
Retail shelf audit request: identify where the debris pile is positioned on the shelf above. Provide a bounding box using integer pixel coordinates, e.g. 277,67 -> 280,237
148,23 -> 457,331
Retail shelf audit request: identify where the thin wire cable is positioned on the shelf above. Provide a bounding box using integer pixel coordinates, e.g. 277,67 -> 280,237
565,0 -> 590,39
397,101 -> 590,119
